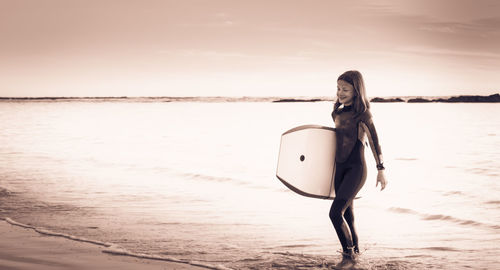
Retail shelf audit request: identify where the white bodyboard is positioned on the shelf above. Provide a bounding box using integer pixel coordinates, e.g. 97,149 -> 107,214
276,125 -> 336,199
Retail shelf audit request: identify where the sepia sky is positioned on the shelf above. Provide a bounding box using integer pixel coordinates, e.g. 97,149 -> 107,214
1,0 -> 500,97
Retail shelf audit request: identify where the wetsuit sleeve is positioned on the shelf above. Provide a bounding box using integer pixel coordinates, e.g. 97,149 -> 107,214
359,111 -> 384,169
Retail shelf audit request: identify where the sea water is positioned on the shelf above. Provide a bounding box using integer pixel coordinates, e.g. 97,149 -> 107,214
0,100 -> 499,269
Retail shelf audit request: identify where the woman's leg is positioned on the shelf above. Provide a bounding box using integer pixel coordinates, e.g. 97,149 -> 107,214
343,204 -> 359,253
329,164 -> 366,253
329,198 -> 353,252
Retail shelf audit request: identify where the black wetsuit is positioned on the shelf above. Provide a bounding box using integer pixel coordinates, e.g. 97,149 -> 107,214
329,104 -> 383,253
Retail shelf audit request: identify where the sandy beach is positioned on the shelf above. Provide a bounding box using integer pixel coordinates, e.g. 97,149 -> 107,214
0,220 -> 205,270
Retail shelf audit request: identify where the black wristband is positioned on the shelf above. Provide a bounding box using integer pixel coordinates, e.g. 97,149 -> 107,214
376,163 -> 385,170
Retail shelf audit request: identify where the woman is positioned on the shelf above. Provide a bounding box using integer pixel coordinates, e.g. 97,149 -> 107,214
329,70 -> 387,259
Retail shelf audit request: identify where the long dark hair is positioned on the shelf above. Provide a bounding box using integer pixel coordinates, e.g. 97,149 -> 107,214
334,70 -> 370,117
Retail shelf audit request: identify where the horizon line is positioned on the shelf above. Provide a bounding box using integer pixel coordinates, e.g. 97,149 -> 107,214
1,93 -> 499,100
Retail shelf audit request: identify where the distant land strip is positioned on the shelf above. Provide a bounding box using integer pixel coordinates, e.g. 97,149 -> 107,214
0,94 -> 499,103
370,93 -> 500,103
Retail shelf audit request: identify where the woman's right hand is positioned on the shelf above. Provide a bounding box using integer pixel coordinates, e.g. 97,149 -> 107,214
376,170 -> 387,191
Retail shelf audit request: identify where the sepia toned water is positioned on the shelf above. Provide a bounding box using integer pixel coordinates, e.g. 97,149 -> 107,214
0,100 -> 499,269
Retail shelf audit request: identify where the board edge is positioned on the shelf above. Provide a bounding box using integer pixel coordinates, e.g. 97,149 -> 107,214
276,174 -> 334,200
282,125 -> 335,136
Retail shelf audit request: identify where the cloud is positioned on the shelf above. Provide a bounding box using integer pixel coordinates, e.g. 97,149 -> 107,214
419,23 -> 470,34
419,16 -> 500,35
398,46 -> 500,59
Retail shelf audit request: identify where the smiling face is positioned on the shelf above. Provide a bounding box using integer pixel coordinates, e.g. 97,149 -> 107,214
337,79 -> 356,106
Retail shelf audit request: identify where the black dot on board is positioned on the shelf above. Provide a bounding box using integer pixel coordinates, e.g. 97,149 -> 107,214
300,155 -> 305,162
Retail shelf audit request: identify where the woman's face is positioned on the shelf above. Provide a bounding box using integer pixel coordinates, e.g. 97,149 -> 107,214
337,80 -> 355,106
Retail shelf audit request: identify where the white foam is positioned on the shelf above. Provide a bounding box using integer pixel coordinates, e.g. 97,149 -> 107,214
5,217 -> 110,247
102,245 -> 234,270
2,217 -> 234,270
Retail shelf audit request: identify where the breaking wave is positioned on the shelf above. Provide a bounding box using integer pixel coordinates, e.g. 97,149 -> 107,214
388,207 -> 500,230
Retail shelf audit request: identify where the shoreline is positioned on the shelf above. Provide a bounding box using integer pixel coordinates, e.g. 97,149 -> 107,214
0,218 -> 209,270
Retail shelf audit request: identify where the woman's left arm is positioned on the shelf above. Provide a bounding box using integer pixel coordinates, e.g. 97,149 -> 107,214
359,112 -> 387,190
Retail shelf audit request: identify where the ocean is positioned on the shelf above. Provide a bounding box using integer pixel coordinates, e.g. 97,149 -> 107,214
0,100 -> 499,269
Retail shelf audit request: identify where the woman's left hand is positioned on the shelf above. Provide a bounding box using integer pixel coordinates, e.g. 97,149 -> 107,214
376,170 -> 387,191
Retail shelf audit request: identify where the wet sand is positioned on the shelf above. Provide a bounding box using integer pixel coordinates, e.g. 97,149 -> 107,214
0,220 -> 205,270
